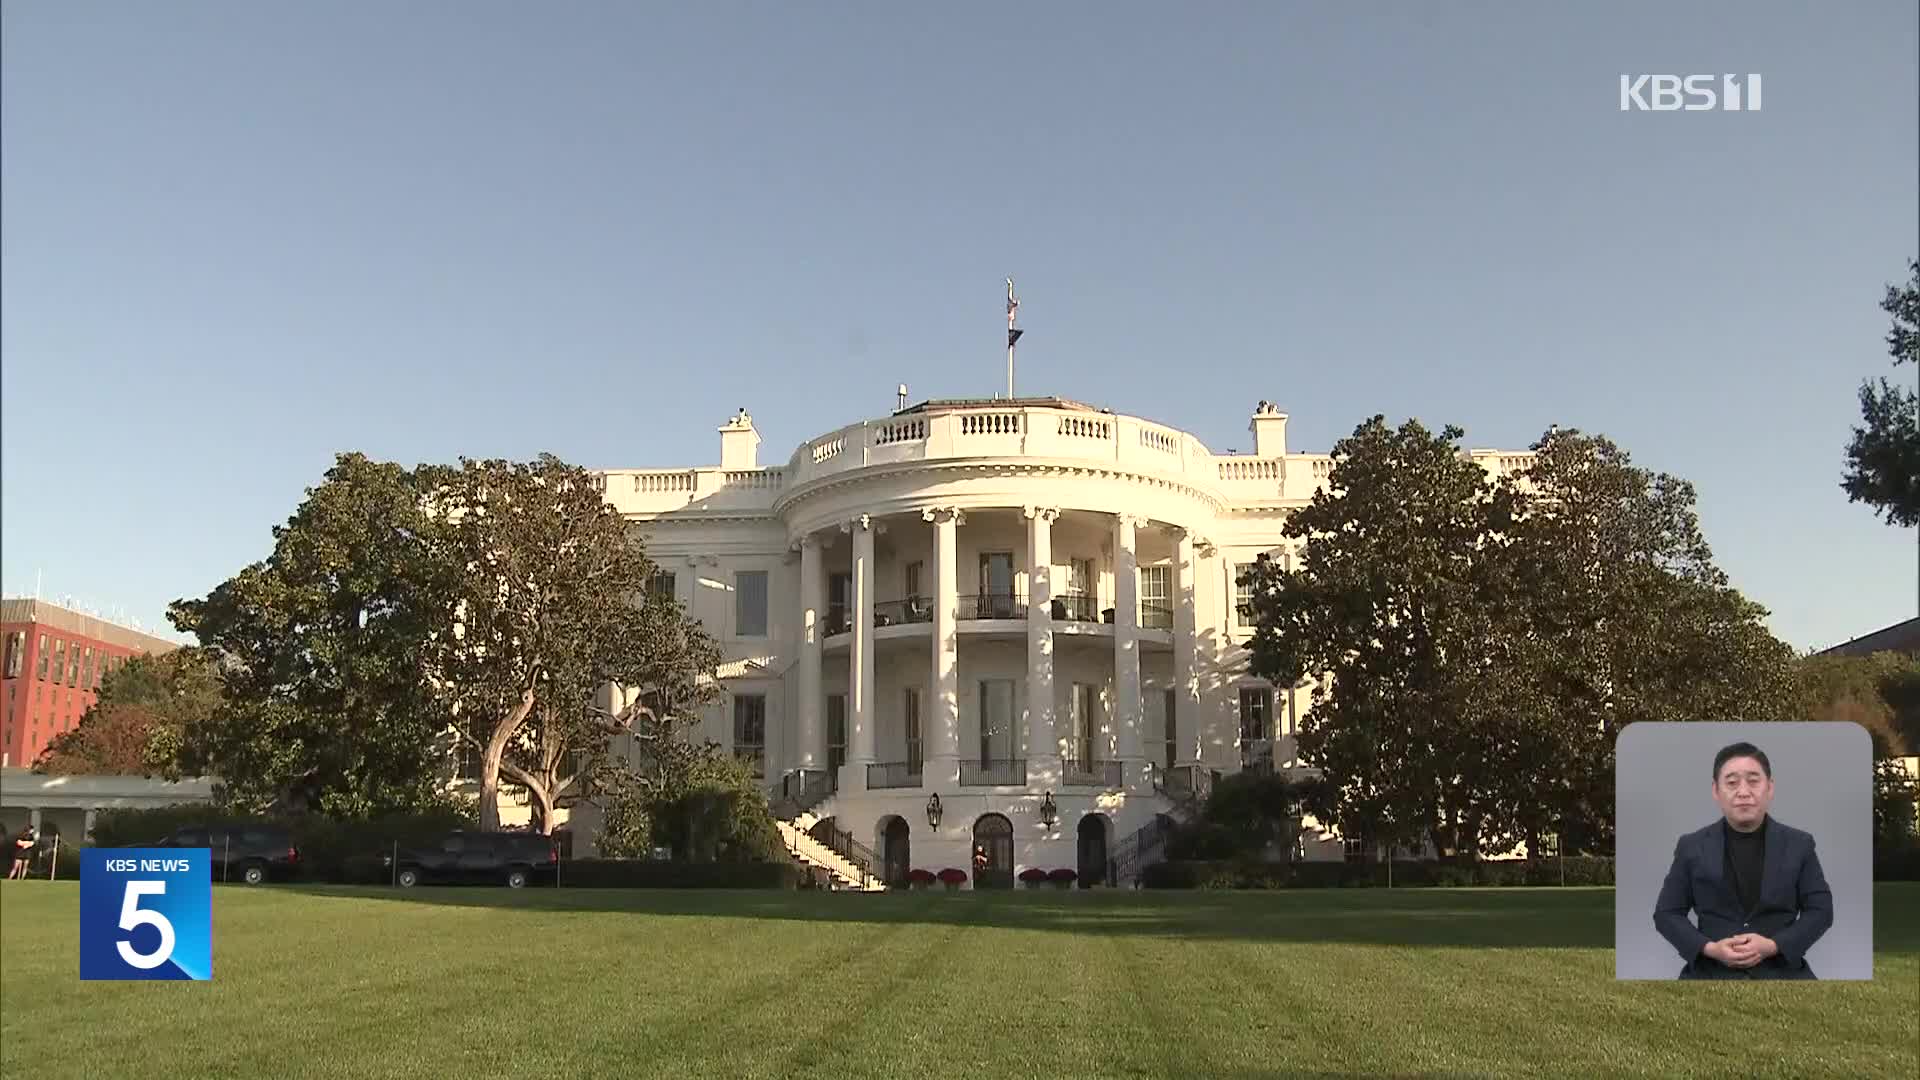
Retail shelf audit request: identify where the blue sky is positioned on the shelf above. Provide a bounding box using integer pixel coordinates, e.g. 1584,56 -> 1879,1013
2,3 -> 1914,652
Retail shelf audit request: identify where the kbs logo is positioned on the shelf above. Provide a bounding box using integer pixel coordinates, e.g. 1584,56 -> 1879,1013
1620,74 -> 1762,111
80,848 -> 212,980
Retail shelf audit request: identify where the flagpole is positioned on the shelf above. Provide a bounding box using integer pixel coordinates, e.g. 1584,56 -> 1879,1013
1006,278 -> 1022,399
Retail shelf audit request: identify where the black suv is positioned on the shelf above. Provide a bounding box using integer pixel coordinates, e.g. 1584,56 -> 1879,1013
384,830 -> 557,889
147,823 -> 302,885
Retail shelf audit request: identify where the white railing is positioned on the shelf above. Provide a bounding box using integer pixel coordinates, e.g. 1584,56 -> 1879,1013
812,436 -> 845,464
1058,416 -> 1112,439
631,470 -> 697,494
1139,427 -> 1179,454
874,418 -> 927,445
959,412 -> 1022,436
1217,459 -> 1281,481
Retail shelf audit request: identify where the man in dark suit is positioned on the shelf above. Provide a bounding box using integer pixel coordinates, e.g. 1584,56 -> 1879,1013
1653,741 -> 1833,979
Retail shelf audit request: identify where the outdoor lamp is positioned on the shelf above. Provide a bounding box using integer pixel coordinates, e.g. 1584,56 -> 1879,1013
925,793 -> 943,829
1039,792 -> 1058,828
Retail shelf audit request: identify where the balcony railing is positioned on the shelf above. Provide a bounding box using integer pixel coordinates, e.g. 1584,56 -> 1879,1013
1049,594 -> 1102,623
958,594 -> 1026,620
867,761 -> 923,789
1139,602 -> 1174,630
824,605 -> 850,637
961,758 -> 1028,786
1060,757 -> 1124,789
873,598 -> 935,626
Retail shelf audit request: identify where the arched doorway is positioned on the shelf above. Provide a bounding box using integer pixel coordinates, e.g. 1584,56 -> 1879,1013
972,814 -> 1014,889
1078,814 -> 1110,888
879,816 -> 911,887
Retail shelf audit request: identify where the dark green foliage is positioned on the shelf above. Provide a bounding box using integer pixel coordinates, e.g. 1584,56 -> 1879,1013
169,454 -> 457,817
1874,757 -> 1919,847
1842,259 -> 1920,527
1142,857 -> 1618,889
557,860 -> 800,889
1873,842 -> 1920,881
1243,418 -> 1797,859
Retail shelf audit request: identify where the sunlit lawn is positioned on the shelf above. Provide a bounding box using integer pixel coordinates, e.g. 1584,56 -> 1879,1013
2,881 -> 1915,1079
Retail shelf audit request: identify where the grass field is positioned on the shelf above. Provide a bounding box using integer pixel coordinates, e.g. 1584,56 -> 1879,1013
2,881 -> 1916,1079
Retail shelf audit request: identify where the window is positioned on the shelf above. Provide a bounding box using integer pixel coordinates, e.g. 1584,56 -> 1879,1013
1235,563 -> 1257,623
3,632 -> 22,678
649,572 -> 676,603
978,679 -> 1014,764
826,693 -> 847,772
904,560 -> 924,601
1069,558 -> 1094,597
1240,686 -> 1274,771
67,648 -> 79,686
904,688 -> 923,772
35,636 -> 48,680
828,572 -> 852,633
1139,565 -> 1171,629
979,552 -> 1015,616
80,648 -> 93,692
1071,684 -> 1100,764
1162,688 -> 1177,771
734,570 -> 769,637
52,641 -> 66,686
733,694 -> 767,777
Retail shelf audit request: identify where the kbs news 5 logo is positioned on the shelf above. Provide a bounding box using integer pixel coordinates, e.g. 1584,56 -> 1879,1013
80,848 -> 212,980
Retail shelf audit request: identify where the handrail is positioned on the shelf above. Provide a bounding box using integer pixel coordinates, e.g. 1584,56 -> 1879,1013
867,761 -> 922,789
958,593 -> 1026,620
1108,815 -> 1176,888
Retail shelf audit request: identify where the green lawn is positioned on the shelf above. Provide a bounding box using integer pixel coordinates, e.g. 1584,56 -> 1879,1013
2,882 -> 1915,1079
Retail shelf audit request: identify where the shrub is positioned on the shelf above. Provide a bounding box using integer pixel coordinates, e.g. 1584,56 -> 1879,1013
1018,867 -> 1048,886
908,868 -> 936,888
1047,868 -> 1077,886
558,860 -> 801,889
936,868 -> 968,887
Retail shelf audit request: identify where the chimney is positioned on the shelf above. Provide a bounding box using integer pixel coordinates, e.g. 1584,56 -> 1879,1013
1249,400 -> 1288,457
897,383 -> 909,411
719,408 -> 760,471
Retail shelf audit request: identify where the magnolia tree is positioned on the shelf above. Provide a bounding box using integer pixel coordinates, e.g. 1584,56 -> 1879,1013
172,452 -> 720,826
1243,417 -> 1796,859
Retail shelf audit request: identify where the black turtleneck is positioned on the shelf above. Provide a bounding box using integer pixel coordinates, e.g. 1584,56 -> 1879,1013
1723,817 -> 1766,916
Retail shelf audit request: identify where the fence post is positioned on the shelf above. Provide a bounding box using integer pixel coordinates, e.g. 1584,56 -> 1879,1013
391,841 -> 398,887
49,835 -> 60,882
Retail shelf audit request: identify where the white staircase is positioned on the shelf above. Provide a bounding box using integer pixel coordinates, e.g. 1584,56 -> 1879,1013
776,811 -> 885,892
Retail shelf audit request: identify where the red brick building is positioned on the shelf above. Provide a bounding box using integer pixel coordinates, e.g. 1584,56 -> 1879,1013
1,598 -> 179,768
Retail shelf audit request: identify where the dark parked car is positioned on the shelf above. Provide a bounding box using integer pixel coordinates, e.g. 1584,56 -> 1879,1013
384,830 -> 558,889
146,823 -> 301,885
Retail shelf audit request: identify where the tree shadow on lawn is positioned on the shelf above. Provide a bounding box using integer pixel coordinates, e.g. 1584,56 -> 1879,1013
279,882 -> 1631,949
274,881 -> 1920,953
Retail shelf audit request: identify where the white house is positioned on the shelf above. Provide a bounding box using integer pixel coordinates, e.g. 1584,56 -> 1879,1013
572,395 -> 1537,886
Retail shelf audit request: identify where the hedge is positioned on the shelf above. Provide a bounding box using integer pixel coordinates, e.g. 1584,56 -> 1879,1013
557,859 -> 801,889
1142,856 -> 1618,889
89,804 -> 478,883
1874,843 -> 1920,881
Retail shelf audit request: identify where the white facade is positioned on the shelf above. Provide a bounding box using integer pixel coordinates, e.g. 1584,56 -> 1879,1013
580,397 -> 1536,884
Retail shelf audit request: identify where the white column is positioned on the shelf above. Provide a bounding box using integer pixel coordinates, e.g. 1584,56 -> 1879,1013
1113,514 -> 1143,787
1025,506 -> 1059,775
925,507 -> 963,787
847,516 -> 877,789
797,534 -> 824,774
83,808 -> 98,843
1174,529 -> 1200,766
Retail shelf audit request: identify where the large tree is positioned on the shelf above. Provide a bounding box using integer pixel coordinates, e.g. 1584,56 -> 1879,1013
1842,259 -> 1920,527
426,455 -> 721,832
1496,428 -> 1798,852
1245,416 -> 1523,859
1796,650 -> 1920,758
33,648 -> 223,777
1245,418 -> 1797,859
169,454 -> 460,817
